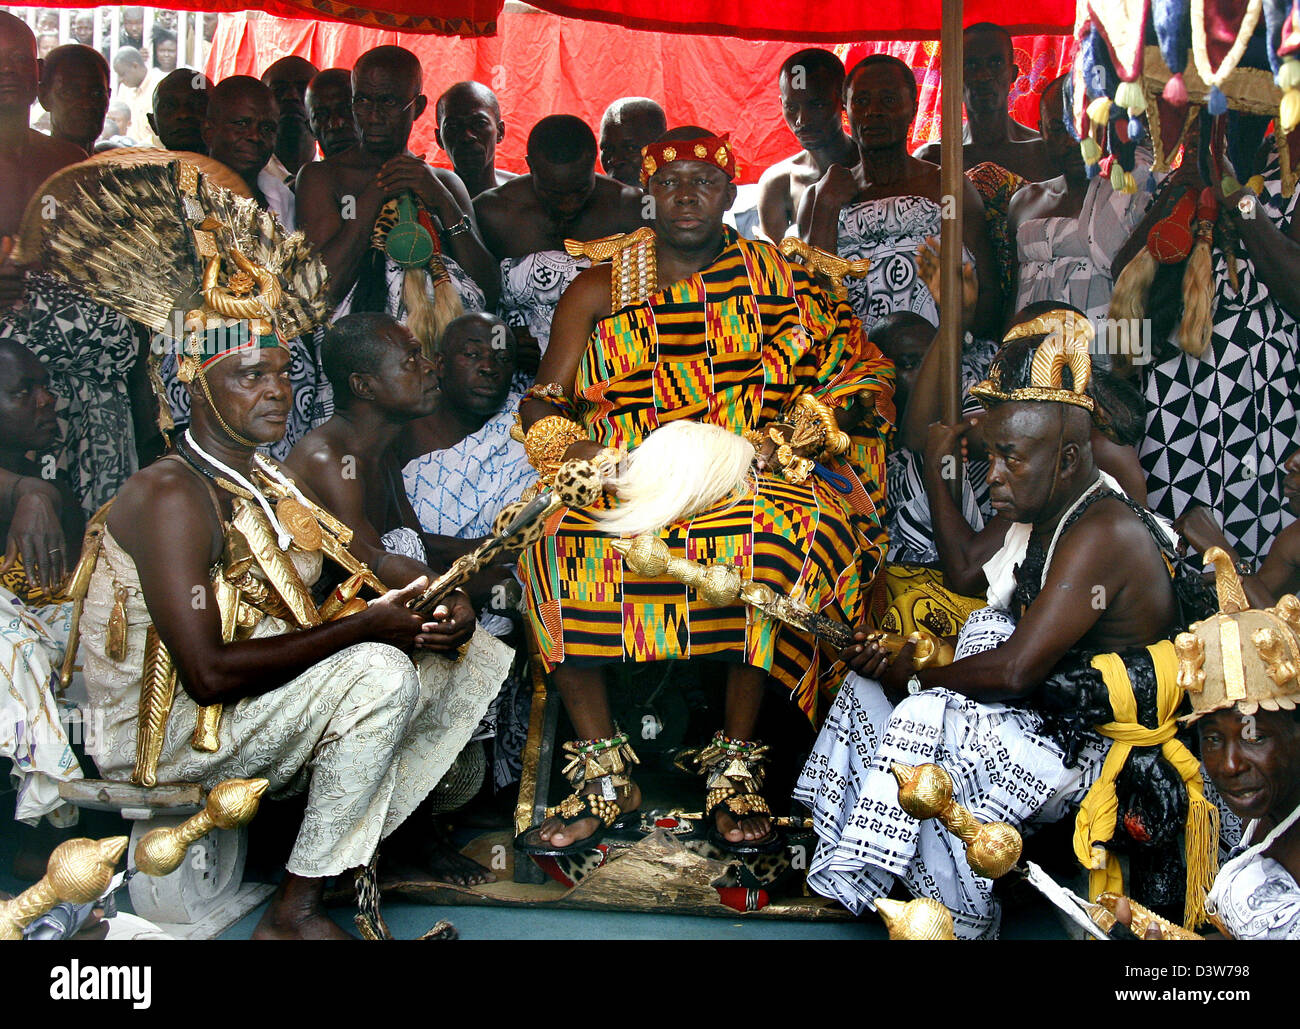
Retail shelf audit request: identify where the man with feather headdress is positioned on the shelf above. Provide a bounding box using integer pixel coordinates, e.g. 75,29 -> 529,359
21,149 -> 512,938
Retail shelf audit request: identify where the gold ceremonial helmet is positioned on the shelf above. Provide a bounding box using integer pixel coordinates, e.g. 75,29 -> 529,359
1178,548 -> 1300,722
970,308 -> 1096,413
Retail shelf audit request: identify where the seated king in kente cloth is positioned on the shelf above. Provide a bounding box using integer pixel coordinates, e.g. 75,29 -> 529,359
796,318 -> 1221,938
24,151 -> 512,939
514,127 -> 895,856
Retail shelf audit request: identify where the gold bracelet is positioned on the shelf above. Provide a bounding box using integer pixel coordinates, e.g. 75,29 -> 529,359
522,415 -> 586,473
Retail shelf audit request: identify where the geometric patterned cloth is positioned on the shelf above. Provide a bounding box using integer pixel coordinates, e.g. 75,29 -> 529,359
402,396 -> 534,542
966,161 -> 1026,307
0,274 -> 142,515
884,334 -> 998,565
795,605 -> 1110,939
498,250 -> 589,390
402,395 -> 535,638
517,230 -> 895,723
836,195 -> 975,336
1139,149 -> 1300,565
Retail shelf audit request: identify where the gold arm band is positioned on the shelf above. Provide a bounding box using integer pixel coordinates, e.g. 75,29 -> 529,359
522,415 -> 586,474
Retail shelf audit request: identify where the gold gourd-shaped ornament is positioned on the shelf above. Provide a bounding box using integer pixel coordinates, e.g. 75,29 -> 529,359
134,778 -> 268,877
0,836 -> 128,940
875,897 -> 956,940
892,762 -> 1023,879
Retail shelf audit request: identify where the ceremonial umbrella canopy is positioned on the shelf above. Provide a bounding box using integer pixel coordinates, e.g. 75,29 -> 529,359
29,0 -> 1078,40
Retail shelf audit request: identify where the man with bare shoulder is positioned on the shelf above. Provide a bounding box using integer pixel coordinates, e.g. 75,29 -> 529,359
798,326 -> 1216,938
474,115 -> 643,378
0,13 -> 87,303
296,44 -> 499,352
78,319 -> 510,937
756,49 -> 857,242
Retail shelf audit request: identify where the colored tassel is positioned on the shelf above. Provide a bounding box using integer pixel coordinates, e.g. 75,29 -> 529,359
1208,86 -> 1228,116
1086,163 -> 1100,179
1128,117 -> 1145,143
1283,89 -> 1300,133
1115,79 -> 1145,111
1087,96 -> 1114,124
1081,136 -> 1103,164
1281,57 -> 1300,92
1179,216 -> 1215,358
1109,247 -> 1158,323
1162,72 -> 1189,106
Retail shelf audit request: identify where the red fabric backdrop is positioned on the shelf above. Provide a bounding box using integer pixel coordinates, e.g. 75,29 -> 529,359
526,0 -> 1076,43
208,9 -> 1074,184
29,0 -> 501,35
35,1 -> 1079,40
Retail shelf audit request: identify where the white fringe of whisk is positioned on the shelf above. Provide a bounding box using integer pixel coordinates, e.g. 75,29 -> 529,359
593,421 -> 755,537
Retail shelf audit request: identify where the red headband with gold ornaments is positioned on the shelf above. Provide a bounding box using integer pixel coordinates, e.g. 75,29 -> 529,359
641,133 -> 736,187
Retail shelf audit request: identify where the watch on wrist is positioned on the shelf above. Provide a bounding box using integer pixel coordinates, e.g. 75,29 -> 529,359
906,674 -> 923,696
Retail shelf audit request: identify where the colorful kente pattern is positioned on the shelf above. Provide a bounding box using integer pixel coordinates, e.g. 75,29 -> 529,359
518,231 -> 894,723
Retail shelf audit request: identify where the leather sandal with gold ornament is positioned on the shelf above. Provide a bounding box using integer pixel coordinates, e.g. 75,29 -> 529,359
514,732 -> 641,857
697,732 -> 786,855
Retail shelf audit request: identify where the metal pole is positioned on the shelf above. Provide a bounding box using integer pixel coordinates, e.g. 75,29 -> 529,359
938,0 -> 965,501
177,10 -> 188,70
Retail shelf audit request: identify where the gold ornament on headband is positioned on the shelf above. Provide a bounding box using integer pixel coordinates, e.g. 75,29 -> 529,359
971,310 -> 1096,413
1179,547 -> 1300,723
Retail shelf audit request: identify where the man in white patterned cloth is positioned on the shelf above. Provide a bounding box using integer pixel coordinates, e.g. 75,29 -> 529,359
77,323 -> 511,939
796,317 -> 1217,938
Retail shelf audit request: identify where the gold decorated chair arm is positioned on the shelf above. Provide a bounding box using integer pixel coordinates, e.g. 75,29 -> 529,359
778,238 -> 871,299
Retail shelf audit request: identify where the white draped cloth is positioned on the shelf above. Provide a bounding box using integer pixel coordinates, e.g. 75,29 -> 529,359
0,586 -> 83,826
795,473 -> 1167,938
79,531 -> 511,878
402,397 -> 534,638
1206,806 -> 1300,939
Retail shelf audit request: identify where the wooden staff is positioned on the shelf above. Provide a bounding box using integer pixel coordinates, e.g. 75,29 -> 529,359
939,1 -> 965,502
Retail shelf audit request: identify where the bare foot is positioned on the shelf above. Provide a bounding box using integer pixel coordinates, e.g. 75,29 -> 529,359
384,825 -> 498,888
714,806 -> 774,846
252,876 -> 353,940
521,782 -> 641,850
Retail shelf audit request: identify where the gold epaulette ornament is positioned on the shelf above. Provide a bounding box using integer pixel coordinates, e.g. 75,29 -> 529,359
566,226 -> 658,310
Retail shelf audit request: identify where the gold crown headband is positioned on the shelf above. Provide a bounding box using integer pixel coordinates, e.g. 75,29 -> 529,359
970,309 -> 1096,413
1178,548 -> 1300,723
